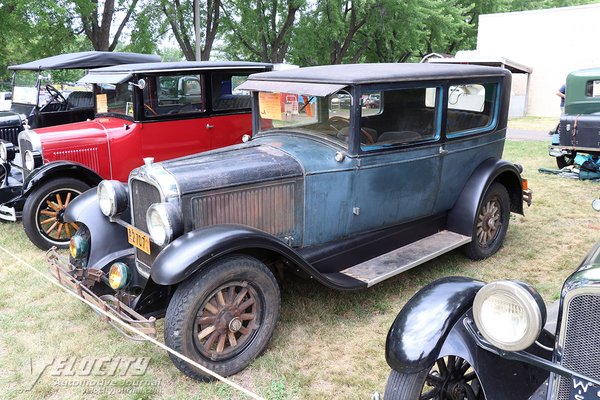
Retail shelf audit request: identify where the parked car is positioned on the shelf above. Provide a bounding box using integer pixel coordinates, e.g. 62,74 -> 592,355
0,61 -> 272,250
549,67 -> 600,168
0,51 -> 160,146
48,63 -> 531,380
384,203 -> 600,399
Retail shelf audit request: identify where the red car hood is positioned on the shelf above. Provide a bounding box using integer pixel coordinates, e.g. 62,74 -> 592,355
34,117 -> 129,147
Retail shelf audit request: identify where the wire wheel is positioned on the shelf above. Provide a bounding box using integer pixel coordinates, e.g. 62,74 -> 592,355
194,281 -> 261,360
36,188 -> 81,242
475,198 -> 501,248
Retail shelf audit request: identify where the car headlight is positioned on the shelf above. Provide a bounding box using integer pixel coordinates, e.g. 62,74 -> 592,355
69,234 -> 89,259
97,180 -> 128,217
108,262 -> 130,290
146,202 -> 182,246
25,150 -> 35,171
0,141 -> 15,162
473,280 -> 546,352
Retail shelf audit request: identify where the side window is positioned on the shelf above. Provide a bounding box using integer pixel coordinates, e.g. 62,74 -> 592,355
212,72 -> 252,111
143,74 -> 204,117
360,86 -> 439,151
446,82 -> 497,137
585,80 -> 600,97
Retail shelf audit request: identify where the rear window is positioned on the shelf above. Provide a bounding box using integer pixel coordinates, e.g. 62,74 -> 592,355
585,80 -> 600,97
446,82 -> 498,137
212,72 -> 253,111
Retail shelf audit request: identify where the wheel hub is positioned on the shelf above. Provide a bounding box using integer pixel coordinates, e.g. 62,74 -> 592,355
228,317 -> 242,332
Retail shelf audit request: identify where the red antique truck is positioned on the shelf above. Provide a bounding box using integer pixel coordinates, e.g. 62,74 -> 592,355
0,61 -> 271,250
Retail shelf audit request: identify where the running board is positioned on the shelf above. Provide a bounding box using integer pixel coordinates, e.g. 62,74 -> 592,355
339,230 -> 471,287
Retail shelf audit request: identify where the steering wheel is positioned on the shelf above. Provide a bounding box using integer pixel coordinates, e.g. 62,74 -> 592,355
328,116 -> 376,145
45,84 -> 66,103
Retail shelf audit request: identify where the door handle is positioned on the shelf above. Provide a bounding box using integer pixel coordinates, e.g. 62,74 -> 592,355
439,146 -> 448,156
206,124 -> 214,129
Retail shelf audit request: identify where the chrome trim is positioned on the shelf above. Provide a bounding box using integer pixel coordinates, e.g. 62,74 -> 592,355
551,286 -> 600,399
18,128 -> 43,174
0,204 -> 17,221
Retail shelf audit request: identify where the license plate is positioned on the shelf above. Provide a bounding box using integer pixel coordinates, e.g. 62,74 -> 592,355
570,376 -> 600,400
127,226 -> 151,255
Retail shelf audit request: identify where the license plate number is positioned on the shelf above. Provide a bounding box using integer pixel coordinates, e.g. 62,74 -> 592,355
127,226 -> 151,255
570,376 -> 600,400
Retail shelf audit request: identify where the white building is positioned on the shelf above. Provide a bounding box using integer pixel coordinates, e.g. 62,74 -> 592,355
431,4 -> 600,117
478,4 -> 600,117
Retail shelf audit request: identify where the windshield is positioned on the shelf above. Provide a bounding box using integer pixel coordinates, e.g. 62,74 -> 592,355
94,82 -> 134,117
257,90 -> 354,147
13,69 -> 91,106
12,71 -> 38,105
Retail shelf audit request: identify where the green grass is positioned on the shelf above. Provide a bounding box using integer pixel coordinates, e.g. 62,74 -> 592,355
508,116 -> 557,132
1,139 -> 599,399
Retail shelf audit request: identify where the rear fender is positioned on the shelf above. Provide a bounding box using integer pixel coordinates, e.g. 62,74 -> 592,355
447,158 -> 524,237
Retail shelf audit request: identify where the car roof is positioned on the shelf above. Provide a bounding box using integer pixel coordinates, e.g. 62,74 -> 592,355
246,63 -> 510,85
86,61 -> 273,74
8,51 -> 161,71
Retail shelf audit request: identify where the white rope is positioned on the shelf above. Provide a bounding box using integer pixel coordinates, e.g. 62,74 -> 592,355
0,245 -> 264,400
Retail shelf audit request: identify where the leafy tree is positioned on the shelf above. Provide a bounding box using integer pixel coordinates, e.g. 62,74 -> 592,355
72,0 -> 139,51
220,0 -> 304,63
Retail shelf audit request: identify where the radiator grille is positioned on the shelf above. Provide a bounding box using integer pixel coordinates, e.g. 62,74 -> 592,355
130,179 -> 163,267
19,135 -> 34,177
556,293 -> 600,400
51,148 -> 100,173
192,182 -> 296,238
0,125 -> 22,145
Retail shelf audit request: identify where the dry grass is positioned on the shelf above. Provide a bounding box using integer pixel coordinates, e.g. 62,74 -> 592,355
1,138 -> 599,399
508,116 -> 558,132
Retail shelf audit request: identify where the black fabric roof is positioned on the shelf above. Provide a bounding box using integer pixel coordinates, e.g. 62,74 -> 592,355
8,51 -> 161,71
86,61 -> 272,75
247,63 -> 509,85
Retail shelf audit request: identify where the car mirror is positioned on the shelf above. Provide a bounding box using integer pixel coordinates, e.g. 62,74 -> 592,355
129,79 -> 146,90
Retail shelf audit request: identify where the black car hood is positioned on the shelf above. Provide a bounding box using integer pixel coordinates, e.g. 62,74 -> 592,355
0,111 -> 22,128
159,143 -> 304,195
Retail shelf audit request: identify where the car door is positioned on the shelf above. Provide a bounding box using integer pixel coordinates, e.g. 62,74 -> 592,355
434,79 -> 504,213
348,84 -> 444,235
140,72 -> 213,161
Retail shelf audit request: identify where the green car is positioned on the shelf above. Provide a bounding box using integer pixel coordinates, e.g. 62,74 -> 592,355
549,68 -> 600,168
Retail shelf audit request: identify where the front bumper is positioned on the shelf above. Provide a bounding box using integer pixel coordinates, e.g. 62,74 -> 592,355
47,248 -> 157,339
523,188 -> 533,207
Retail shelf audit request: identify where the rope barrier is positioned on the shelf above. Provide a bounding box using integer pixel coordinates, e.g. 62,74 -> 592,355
0,245 -> 264,400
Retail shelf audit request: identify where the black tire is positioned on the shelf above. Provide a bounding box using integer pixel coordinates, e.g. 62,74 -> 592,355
164,254 -> 280,380
22,177 -> 89,250
463,182 -> 510,260
556,152 -> 576,169
385,356 -> 485,400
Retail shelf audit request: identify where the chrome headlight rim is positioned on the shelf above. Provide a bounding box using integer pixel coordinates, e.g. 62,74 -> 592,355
0,141 -> 15,162
24,150 -> 41,171
146,202 -> 182,246
473,280 -> 546,352
97,180 -> 128,217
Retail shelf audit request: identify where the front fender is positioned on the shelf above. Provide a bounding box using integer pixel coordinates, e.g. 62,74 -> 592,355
447,158 -> 524,237
23,161 -> 103,197
152,224 -> 327,287
385,276 -> 484,373
64,189 -> 132,270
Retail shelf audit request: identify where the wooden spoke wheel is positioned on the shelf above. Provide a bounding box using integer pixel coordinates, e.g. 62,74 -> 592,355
194,281 -> 260,359
386,356 -> 485,400
165,255 -> 280,380
23,177 -> 89,250
463,182 -> 510,260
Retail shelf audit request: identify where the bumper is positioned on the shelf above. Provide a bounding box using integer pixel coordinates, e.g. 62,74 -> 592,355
523,188 -> 533,207
46,248 -> 157,339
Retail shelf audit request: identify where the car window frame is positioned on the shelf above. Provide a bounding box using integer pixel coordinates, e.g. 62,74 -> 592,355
444,78 -> 501,139
355,81 -> 444,156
